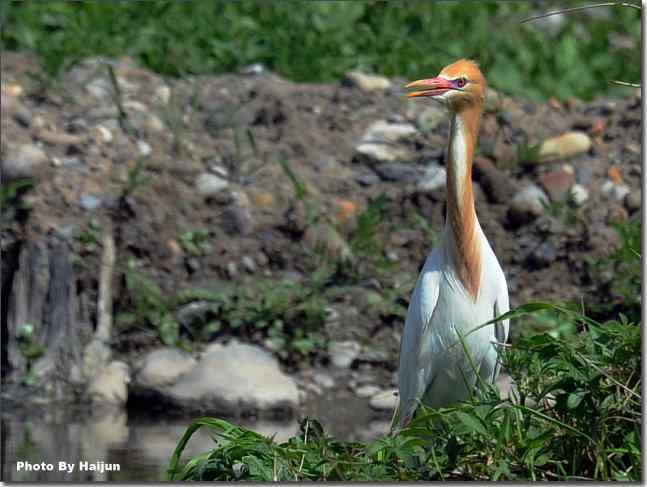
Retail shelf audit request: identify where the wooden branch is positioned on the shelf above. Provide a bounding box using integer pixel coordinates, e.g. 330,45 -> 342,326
96,220 -> 115,343
521,2 -> 641,24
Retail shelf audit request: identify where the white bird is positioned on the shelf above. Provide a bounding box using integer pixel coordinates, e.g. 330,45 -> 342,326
393,59 -> 509,429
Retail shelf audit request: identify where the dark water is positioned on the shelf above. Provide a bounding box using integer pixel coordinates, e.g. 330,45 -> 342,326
1,392 -> 389,482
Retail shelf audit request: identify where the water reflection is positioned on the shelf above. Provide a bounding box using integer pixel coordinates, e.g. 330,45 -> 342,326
2,406 -> 302,482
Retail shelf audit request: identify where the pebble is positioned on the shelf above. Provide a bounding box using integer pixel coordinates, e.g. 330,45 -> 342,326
226,261 -> 238,278
1,144 -> 48,180
374,163 -> 419,183
355,384 -> 381,398
177,301 -> 214,328
328,340 -> 361,368
153,85 -> 171,105
94,125 -> 114,144
539,132 -> 592,161
355,172 -> 380,187
223,205 -> 254,236
241,63 -> 266,76
35,128 -> 85,146
196,173 -> 229,196
312,372 -> 335,389
13,103 -> 33,127
368,389 -> 399,411
137,140 -> 152,157
344,71 -> 392,91
607,203 -> 628,225
80,193 -> 102,211
624,192 -> 640,213
144,114 -> 165,133
508,184 -> 549,226
355,142 -> 413,164
362,120 -> 417,143
417,164 -> 446,193
540,168 -> 575,202
527,240 -> 558,269
242,256 -> 257,273
601,180 -> 630,202
570,184 -> 589,206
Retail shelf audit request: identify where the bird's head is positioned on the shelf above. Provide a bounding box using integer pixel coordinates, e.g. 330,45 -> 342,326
406,59 -> 486,111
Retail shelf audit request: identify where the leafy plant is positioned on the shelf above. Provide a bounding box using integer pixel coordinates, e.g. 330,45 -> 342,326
178,229 -> 211,256
77,217 -> 102,253
118,258 -> 180,346
168,303 -> 641,481
591,213 -> 641,322
16,323 -> 45,386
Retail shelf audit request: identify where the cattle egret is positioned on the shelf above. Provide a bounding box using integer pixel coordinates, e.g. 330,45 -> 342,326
393,59 -> 509,429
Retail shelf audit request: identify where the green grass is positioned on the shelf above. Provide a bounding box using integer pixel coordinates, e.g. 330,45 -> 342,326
1,1 -> 640,100
167,304 -> 641,481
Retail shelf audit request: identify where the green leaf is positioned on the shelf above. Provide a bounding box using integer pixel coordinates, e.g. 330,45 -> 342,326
567,391 -> 585,410
454,411 -> 487,436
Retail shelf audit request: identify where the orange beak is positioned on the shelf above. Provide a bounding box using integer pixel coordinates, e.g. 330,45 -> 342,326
406,76 -> 454,98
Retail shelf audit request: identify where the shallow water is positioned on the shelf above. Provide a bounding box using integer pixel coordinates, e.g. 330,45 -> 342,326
2,393 -> 390,482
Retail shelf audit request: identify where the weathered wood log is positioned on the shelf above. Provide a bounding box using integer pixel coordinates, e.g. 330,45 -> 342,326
5,234 -> 87,399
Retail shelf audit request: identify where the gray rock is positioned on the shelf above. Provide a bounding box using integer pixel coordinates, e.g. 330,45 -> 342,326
196,173 -> 229,196
14,103 -> 33,127
312,372 -> 335,389
601,180 -> 630,202
328,340 -> 361,368
570,184 -> 589,206
226,261 -> 238,278
362,120 -> 417,143
355,120 -> 417,164
355,172 -> 380,187
79,193 -> 102,211
1,144 -> 48,180
344,72 -> 392,91
374,163 -> 419,183
135,348 -> 197,388
355,142 -> 414,164
163,342 -> 299,417
137,140 -> 152,157
625,191 -> 641,213
368,389 -> 398,411
508,184 -> 549,225
87,361 -> 130,405
242,256 -> 257,273
527,240 -> 558,269
417,164 -> 446,193
355,384 -> 381,398
177,301 -> 218,328
223,204 -> 254,236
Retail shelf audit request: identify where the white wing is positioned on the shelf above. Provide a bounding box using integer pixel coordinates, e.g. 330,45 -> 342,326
487,271 -> 510,383
395,248 -> 442,427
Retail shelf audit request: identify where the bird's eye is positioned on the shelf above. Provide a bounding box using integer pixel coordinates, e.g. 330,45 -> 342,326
456,77 -> 467,88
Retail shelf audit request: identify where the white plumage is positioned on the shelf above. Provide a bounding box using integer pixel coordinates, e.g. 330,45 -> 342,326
394,59 -> 510,429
